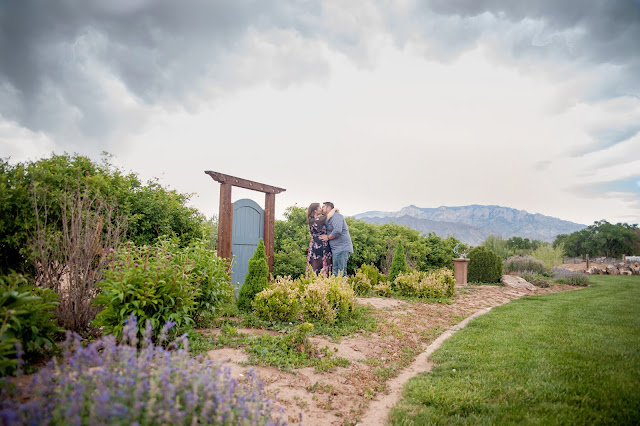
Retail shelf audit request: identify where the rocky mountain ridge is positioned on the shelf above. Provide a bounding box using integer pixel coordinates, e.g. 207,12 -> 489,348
352,204 -> 586,246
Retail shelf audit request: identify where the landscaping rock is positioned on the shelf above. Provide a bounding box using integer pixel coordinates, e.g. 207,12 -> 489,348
500,275 -> 536,290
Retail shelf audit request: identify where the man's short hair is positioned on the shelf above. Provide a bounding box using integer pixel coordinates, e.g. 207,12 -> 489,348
323,202 -> 334,209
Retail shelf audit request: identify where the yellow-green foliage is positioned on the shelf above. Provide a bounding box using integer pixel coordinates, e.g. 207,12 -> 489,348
359,263 -> 383,286
252,276 -> 301,322
348,270 -> 372,296
252,273 -> 356,325
393,268 -> 456,299
532,243 -> 565,270
373,281 -> 392,297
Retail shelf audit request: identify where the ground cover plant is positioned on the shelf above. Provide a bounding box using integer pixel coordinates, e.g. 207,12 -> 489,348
0,316 -> 286,425
390,275 -> 640,425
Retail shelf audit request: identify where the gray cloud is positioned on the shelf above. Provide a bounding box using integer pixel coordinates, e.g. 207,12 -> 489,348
0,0 -> 326,142
405,0 -> 640,98
1,0 -> 639,145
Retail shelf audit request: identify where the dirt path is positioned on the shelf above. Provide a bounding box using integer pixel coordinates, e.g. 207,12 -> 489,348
207,283 -> 579,425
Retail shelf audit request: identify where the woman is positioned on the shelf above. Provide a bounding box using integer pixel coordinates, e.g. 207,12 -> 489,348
307,202 -> 336,275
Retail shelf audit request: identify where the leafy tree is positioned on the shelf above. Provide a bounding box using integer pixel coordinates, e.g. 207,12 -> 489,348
0,153 -> 208,275
481,235 -> 512,259
238,239 -> 269,312
388,241 -> 408,283
554,220 -> 639,258
273,206 -> 309,278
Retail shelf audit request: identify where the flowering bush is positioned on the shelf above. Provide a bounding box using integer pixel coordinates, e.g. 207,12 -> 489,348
393,268 -> 456,299
252,273 -> 356,325
0,316 -> 286,425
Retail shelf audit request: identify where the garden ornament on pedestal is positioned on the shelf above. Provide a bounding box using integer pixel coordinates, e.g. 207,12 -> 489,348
453,243 -> 470,286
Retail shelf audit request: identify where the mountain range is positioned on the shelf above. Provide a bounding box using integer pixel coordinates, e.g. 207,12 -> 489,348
352,205 -> 586,246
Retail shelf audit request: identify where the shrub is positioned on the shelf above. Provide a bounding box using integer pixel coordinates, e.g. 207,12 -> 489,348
238,239 -> 269,312
532,243 -> 565,270
93,243 -> 199,338
359,263 -> 382,286
169,238 -> 234,326
0,317 -> 286,425
28,184 -> 127,334
0,272 -> 62,376
393,268 -> 456,299
520,271 -> 551,288
504,256 -> 550,275
253,272 -> 356,325
252,276 -> 301,322
373,281 -> 393,297
388,242 -> 408,283
348,270 -> 373,296
468,246 -> 504,283
553,268 -> 590,286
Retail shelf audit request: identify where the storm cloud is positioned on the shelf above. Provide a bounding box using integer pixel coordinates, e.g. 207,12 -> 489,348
1,0 -> 639,145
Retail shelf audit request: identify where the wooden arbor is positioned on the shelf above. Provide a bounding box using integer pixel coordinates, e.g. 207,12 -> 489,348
205,171 -> 285,274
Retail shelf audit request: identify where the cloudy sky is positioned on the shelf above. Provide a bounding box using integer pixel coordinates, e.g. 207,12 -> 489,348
1,0 -> 639,225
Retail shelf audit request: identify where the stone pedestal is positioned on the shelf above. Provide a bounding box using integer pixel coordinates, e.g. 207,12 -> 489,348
453,258 -> 470,286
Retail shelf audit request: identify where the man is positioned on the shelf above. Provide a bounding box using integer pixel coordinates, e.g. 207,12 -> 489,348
319,202 -> 353,276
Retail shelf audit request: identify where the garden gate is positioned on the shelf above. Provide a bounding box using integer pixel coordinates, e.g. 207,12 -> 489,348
230,199 -> 264,291
205,171 -> 285,289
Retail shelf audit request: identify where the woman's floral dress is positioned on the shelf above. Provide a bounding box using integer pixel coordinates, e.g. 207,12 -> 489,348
307,216 -> 332,275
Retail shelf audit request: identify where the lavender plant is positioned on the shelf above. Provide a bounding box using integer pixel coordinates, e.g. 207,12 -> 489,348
0,316 -> 287,425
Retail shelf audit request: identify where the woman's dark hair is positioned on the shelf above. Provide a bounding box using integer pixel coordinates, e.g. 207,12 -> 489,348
307,203 -> 320,224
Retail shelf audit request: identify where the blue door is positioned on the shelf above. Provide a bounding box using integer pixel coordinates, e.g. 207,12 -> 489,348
231,199 -> 264,292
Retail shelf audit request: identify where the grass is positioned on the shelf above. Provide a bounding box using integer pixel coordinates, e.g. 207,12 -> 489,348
390,275 -> 640,425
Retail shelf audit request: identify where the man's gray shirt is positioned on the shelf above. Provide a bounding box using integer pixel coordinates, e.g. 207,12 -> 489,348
326,212 -> 353,253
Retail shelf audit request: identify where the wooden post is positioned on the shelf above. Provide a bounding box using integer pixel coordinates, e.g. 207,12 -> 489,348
264,193 -> 276,276
586,253 -> 589,270
218,183 -> 233,261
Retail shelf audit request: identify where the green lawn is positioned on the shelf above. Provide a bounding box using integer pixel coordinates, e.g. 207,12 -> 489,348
390,276 -> 640,425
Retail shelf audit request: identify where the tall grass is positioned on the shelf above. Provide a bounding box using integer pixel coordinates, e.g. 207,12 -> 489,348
390,276 -> 640,425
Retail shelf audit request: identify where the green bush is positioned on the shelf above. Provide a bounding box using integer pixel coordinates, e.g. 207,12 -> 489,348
252,276 -> 301,322
348,269 -> 373,296
0,154 -> 208,276
468,246 -> 504,283
0,272 -> 62,376
252,272 -> 356,325
520,271 -> 551,288
532,243 -> 565,270
359,263 -> 383,286
504,256 -> 550,275
238,239 -> 269,312
171,239 -> 234,326
393,268 -> 456,299
93,242 -> 199,338
388,242 -> 408,283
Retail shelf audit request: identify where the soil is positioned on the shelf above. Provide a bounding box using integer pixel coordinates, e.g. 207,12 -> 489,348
206,282 -> 581,425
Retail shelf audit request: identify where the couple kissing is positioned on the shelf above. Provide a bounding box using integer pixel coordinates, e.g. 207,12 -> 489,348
306,201 -> 353,277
